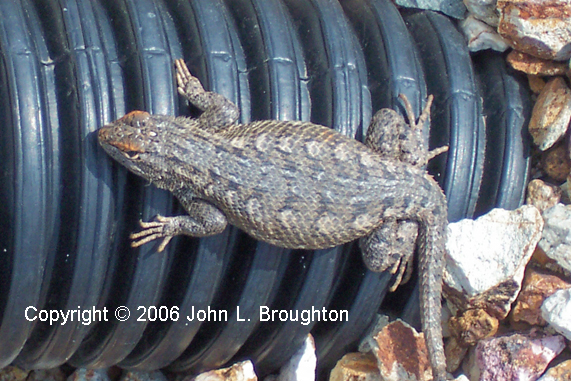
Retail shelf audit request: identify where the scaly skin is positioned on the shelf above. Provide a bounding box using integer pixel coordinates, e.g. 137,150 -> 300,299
98,59 -> 449,380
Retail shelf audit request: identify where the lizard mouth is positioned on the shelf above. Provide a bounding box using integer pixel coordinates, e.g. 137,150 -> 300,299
98,125 -> 144,159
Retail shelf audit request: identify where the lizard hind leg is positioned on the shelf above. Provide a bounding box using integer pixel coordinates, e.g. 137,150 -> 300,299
359,219 -> 417,291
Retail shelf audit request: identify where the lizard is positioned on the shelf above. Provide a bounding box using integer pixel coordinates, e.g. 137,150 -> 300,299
98,58 -> 449,380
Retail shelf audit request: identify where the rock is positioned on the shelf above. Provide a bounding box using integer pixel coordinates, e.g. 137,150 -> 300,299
537,359 -> 571,381
538,204 -> 571,274
329,352 -> 380,381
273,334 -> 316,381
497,0 -> 571,61
541,288 -> 571,340
394,0 -> 467,19
120,371 -> 167,381
464,0 -> 500,26
471,330 -> 566,381
541,143 -> 571,182
444,205 -> 544,319
191,361 -> 257,381
528,75 -> 546,94
528,77 -> 571,151
0,367 -> 28,381
561,178 -> 571,205
526,179 -> 562,213
511,268 -> 571,326
67,369 -> 110,381
444,337 -> 469,374
507,50 -> 569,76
448,309 -> 499,346
372,320 -> 432,381
460,15 -> 510,52
27,369 -> 66,381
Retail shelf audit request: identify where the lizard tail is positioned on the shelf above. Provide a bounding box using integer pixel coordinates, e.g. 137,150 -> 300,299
417,208 -> 448,381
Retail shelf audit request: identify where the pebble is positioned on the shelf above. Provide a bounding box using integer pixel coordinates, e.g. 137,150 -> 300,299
528,75 -> 546,94
328,352 -> 380,381
541,143 -> 571,182
528,77 -> 571,151
537,359 -> 571,381
27,369 -> 66,381
497,0 -> 571,61
526,179 -> 562,213
510,267 -> 571,326
444,337 -> 468,374
448,309 -> 499,346
444,205 -> 543,318
470,330 -> 566,381
460,15 -> 510,52
541,288 -> 571,341
394,0 -> 467,19
507,50 -> 569,77
538,203 -> 571,274
269,334 -> 316,381
464,0 -> 499,26
192,361 -> 257,381
67,369 -> 110,381
372,320 -> 432,381
0,367 -> 28,381
120,371 -> 167,381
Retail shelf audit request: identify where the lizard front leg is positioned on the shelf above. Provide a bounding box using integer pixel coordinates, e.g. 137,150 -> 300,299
130,198 -> 227,252
175,59 -> 240,132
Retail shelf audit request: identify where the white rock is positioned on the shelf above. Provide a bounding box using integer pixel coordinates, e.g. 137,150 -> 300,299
460,15 -> 509,52
538,204 -> 571,274
444,206 -> 544,316
395,0 -> 467,19
464,0 -> 499,26
274,334 -> 316,381
194,361 -> 257,381
541,288 -> 571,341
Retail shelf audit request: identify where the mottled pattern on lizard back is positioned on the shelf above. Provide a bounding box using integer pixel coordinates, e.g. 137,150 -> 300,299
101,114 -> 442,249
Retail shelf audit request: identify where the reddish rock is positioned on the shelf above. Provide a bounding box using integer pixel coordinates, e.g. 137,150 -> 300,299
473,330 -> 566,381
526,179 -> 562,213
373,320 -> 432,381
542,143 -> 571,182
528,75 -> 546,94
511,268 -> 571,326
449,309 -> 499,346
537,359 -> 571,380
497,0 -> 571,61
507,50 -> 569,76
329,352 -> 381,381
444,337 -> 469,374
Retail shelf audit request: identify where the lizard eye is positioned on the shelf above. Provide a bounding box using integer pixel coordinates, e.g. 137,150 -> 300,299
123,151 -> 140,160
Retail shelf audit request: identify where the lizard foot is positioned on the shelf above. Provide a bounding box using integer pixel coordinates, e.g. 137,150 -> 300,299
175,59 -> 206,99
130,215 -> 177,252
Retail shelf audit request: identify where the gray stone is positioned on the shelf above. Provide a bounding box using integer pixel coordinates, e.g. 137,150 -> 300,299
395,0 -> 467,19
541,288 -> 571,341
538,204 -> 571,274
460,15 -> 510,52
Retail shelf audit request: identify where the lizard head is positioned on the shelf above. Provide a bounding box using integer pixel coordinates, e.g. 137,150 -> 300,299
98,111 -> 165,181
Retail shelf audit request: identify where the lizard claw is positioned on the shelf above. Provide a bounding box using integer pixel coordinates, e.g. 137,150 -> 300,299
175,58 -> 205,100
130,215 -> 175,252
